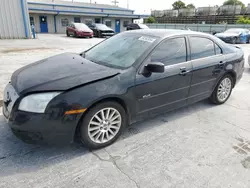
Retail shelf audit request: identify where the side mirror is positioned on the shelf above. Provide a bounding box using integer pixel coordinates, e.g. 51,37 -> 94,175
145,62 -> 165,73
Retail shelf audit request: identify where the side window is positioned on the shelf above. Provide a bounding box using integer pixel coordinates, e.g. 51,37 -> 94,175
150,37 -> 187,66
61,18 -> 69,27
190,37 -> 215,60
215,43 -> 222,55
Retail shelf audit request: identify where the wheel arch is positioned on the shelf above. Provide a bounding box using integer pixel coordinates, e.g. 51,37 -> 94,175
225,71 -> 236,88
73,96 -> 131,141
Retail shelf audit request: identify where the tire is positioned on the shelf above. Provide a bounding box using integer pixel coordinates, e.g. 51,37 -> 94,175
232,37 -> 237,44
74,32 -> 78,38
80,101 -> 127,149
98,31 -> 102,38
66,30 -> 70,37
209,74 -> 233,105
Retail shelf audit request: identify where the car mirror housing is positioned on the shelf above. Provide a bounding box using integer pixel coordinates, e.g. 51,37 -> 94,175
145,62 -> 165,73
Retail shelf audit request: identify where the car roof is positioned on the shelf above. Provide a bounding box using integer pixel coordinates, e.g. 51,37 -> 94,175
125,29 -> 210,38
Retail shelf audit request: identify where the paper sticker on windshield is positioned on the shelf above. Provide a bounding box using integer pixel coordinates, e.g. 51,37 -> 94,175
138,36 -> 156,43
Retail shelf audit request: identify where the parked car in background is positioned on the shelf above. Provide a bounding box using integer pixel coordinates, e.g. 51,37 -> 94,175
3,29 -> 244,149
87,23 -> 115,38
126,23 -> 149,30
248,54 -> 250,67
66,23 -> 93,38
215,28 -> 250,44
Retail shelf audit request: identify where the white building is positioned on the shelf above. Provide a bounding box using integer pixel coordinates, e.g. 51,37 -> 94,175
28,0 -> 148,34
0,0 -> 148,38
0,0 -> 31,39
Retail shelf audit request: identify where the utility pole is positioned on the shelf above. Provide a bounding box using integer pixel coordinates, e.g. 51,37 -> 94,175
111,0 -> 119,6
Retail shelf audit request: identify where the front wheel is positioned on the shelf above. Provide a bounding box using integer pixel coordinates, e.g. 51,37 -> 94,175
209,75 -> 233,105
74,32 -> 78,38
232,37 -> 237,44
80,101 -> 126,149
66,30 -> 70,37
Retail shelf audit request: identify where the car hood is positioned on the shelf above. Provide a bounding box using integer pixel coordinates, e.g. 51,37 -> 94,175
99,29 -> 114,32
11,53 -> 120,95
77,28 -> 93,32
215,33 -> 240,37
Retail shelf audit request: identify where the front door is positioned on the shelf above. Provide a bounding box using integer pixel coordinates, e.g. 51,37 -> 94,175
187,36 -> 224,104
115,19 -> 120,33
135,37 -> 192,117
40,16 -> 48,33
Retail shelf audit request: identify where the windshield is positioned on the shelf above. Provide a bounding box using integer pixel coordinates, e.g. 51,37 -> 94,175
85,34 -> 158,68
95,24 -> 111,30
224,29 -> 243,34
74,23 -> 90,30
138,24 -> 149,29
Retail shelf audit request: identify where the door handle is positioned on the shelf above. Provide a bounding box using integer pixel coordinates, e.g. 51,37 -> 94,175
218,61 -> 226,68
219,61 -> 226,65
179,70 -> 191,76
179,67 -> 191,76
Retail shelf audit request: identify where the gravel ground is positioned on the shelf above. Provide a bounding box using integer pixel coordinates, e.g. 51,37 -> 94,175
0,34 -> 250,188
0,34 -> 103,99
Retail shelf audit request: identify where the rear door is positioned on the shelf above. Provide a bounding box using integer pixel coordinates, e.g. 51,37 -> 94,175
187,36 -> 224,104
135,37 -> 192,117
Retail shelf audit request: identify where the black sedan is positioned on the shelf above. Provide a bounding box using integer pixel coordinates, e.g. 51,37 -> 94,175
126,23 -> 149,30
215,28 -> 250,44
88,23 -> 115,38
3,30 -> 244,149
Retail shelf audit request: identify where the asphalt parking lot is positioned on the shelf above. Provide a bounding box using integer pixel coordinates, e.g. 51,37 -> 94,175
0,34 -> 250,188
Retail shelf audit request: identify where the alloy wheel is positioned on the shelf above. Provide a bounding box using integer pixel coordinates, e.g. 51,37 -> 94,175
217,77 -> 232,103
87,108 -> 122,144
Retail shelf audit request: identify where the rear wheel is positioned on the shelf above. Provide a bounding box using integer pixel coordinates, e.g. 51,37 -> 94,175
209,75 -> 233,105
80,101 -> 126,149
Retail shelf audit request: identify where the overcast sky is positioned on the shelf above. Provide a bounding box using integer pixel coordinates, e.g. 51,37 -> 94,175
67,0 -> 249,14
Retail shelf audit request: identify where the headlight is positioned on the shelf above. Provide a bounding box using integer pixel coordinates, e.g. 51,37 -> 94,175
18,92 -> 61,113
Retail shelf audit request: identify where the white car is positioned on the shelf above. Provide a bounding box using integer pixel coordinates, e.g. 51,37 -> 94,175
248,54 -> 250,66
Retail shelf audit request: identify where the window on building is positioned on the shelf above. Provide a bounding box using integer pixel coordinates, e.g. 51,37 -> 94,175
123,21 -> 129,27
74,17 -> 81,23
30,17 -> 35,26
85,19 -> 93,25
95,18 -> 101,23
189,37 -> 215,60
150,37 -> 187,66
61,18 -> 69,27
215,43 -> 223,55
105,20 -> 112,27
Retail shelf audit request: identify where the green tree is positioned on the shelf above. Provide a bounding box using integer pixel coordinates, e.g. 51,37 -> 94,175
186,4 -> 195,9
223,0 -> 245,7
172,1 -> 186,10
146,16 -> 156,23
236,16 -> 250,24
